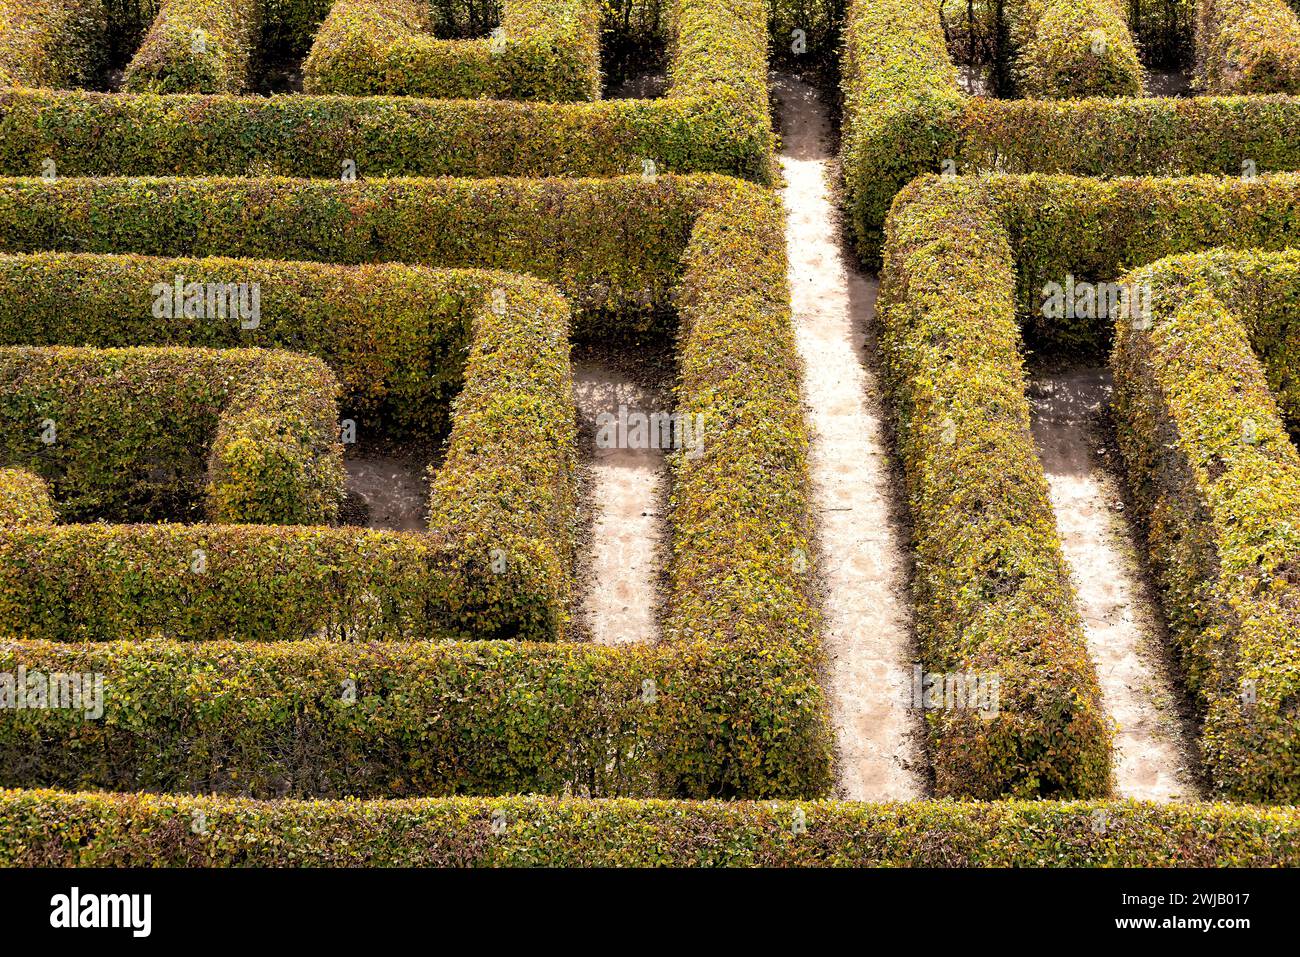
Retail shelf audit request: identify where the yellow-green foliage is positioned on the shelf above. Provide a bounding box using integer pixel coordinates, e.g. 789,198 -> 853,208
0,261 -> 578,645
5,791 -> 1300,865
303,0 -> 601,100
0,174 -> 833,799
1113,247 -> 1300,802
1196,0 -> 1300,93
0,0 -> 108,88
881,172 -> 1300,799
839,0 -> 964,265
879,176 -> 1112,799
123,0 -> 260,92
0,345 -> 343,524
839,0 -> 1300,264
1006,0 -> 1143,97
0,468 -> 54,524
0,0 -> 773,183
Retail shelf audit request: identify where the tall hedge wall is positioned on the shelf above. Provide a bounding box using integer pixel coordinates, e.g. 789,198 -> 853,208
0,344 -> 344,524
302,0 -> 602,100
1195,0 -> 1300,94
0,0 -> 108,90
1006,0 -> 1144,97
122,0 -> 261,93
1113,247 -> 1300,801
0,173 -> 834,799
879,177 -> 1112,799
839,0 -> 1300,265
0,0 -> 774,183
880,171 -> 1300,800
0,262 -> 578,645
4,791 -> 1299,866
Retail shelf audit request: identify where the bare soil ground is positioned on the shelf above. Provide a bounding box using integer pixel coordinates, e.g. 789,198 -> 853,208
775,74 -> 926,801
572,357 -> 668,645
1028,367 -> 1200,800
341,447 -> 431,531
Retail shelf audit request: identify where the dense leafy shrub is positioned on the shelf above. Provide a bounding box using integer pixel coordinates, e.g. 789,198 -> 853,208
0,173 -> 833,797
4,791 -> 1299,865
122,0 -> 260,93
1195,0 -> 1300,93
1114,247 -> 1300,801
1006,0 -> 1144,97
840,0 -> 1300,264
0,468 -> 54,524
302,0 -> 601,100
879,177 -> 1112,799
0,0 -> 773,182
0,345 -> 344,524
0,0 -> 108,89
880,171 -> 1300,799
0,262 -> 577,644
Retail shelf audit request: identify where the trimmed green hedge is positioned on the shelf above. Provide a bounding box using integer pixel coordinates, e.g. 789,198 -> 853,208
122,0 -> 260,93
3,790 -> 1300,865
880,171 -> 1300,799
879,177 -> 1112,800
0,638 -> 824,799
1195,0 -> 1300,93
839,0 -> 1300,264
1007,0 -> 1144,97
0,0 -> 108,90
302,0 -> 601,100
0,261 -> 578,644
0,252 -> 484,437
0,174 -> 833,797
0,0 -> 773,183
0,468 -> 54,524
839,0 -> 964,266
1113,247 -> 1300,802
958,95 -> 1300,178
0,345 -> 344,524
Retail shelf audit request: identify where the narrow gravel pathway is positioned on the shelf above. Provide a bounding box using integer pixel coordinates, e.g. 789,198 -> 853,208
776,75 -> 925,801
1028,368 -> 1198,801
573,360 -> 666,645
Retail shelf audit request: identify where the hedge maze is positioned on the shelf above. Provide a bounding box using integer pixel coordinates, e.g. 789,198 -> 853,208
0,0 -> 1299,868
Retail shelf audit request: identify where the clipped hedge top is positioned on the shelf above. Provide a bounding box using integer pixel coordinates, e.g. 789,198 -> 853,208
3,790 -> 1300,866
0,344 -> 344,524
1112,246 -> 1300,801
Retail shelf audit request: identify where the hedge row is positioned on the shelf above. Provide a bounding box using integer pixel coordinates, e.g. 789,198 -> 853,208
839,0 -> 1300,264
0,468 -> 54,524
0,175 -> 705,334
0,345 -> 343,525
1195,0 -> 1300,93
4,791 -> 1300,866
0,0 -> 108,89
1006,0 -> 1144,97
958,96 -> 1300,178
878,176 -> 1112,799
839,0 -> 964,265
881,172 -> 1300,800
0,263 -> 578,644
0,0 -> 774,182
1113,247 -> 1300,802
122,0 -> 260,93
0,173 -> 834,797
979,172 -> 1300,350
0,252 -> 482,437
302,0 -> 601,100
0,638 -> 824,799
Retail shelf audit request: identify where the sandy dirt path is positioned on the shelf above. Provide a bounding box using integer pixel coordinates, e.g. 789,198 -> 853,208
573,360 -> 666,645
776,75 -> 925,800
1028,368 -> 1198,801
